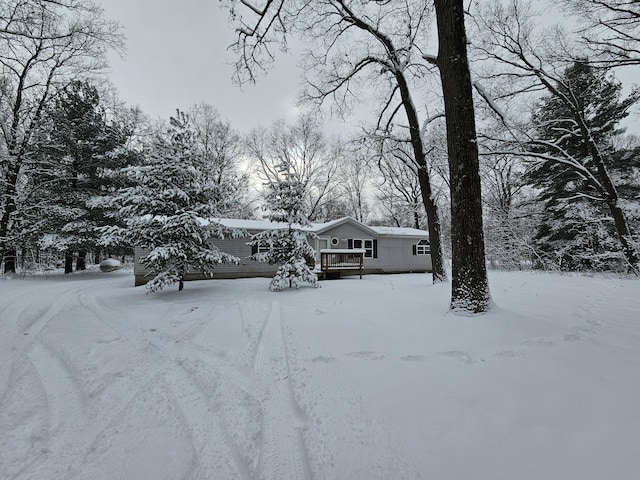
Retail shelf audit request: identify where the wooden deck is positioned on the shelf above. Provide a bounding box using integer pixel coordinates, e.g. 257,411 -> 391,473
318,249 -> 364,279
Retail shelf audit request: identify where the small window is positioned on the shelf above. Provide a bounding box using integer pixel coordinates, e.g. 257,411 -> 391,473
251,242 -> 270,256
415,239 -> 430,255
350,238 -> 376,258
363,239 -> 374,258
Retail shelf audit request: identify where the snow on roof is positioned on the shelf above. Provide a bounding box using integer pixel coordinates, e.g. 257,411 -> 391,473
319,248 -> 366,253
214,216 -> 429,238
370,226 -> 430,238
215,217 -> 339,233
215,218 -> 290,231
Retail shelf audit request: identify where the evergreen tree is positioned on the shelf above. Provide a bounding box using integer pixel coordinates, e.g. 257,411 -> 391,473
528,61 -> 640,271
250,160 -> 318,291
30,81 -> 137,272
106,110 -> 242,292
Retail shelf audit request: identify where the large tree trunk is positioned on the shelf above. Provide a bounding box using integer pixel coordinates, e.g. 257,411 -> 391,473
434,0 -> 492,313
0,161 -> 21,274
65,250 -> 74,274
581,126 -> 639,273
76,249 -> 87,271
607,200 -> 638,272
417,172 -> 447,282
2,249 -> 17,274
394,71 -> 447,283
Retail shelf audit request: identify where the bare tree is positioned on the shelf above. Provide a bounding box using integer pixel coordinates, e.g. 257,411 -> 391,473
564,0 -> 640,66
473,0 -> 639,272
337,149 -> 372,223
222,0 -> 449,283
480,148 -> 540,270
375,140 -> 426,230
189,103 -> 255,218
0,0 -> 123,273
0,0 -> 117,40
245,113 -> 341,221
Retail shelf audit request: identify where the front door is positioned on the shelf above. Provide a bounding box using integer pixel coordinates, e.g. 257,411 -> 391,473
316,238 -> 329,263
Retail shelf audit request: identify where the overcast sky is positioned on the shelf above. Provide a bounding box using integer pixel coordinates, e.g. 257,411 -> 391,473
100,0 -> 305,132
99,0 -> 638,137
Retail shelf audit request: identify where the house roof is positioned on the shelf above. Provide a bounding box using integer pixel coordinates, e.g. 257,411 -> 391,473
312,217 -> 379,236
214,216 -> 429,240
369,225 -> 430,238
215,218 -> 290,231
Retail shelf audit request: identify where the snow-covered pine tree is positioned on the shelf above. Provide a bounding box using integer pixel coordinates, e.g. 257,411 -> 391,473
31,80 -> 137,273
106,110 -> 243,292
528,61 -> 640,271
250,160 -> 319,291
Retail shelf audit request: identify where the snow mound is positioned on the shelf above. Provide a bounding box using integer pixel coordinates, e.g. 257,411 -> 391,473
99,258 -> 121,272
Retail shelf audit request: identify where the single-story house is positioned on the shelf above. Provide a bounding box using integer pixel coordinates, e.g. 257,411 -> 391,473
133,216 -> 432,286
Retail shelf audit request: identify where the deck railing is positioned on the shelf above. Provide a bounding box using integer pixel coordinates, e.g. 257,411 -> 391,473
319,249 -> 364,279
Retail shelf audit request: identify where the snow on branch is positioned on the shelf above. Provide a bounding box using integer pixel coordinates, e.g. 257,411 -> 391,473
473,81 -> 507,124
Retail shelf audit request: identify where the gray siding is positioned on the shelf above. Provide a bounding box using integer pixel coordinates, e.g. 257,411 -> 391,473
375,236 -> 432,272
203,235 -> 279,275
316,223 -> 371,249
134,233 -> 279,286
318,223 -> 431,273
134,219 -> 432,286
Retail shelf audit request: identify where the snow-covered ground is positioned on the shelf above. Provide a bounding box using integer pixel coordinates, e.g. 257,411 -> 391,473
1,269 -> 639,480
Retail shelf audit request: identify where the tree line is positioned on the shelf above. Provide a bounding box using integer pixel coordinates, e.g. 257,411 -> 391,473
221,0 -> 640,312
1,0 -> 639,314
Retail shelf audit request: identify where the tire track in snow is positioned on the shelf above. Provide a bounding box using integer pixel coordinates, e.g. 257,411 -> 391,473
162,363 -> 253,480
84,288 -> 256,406
67,374 -> 195,480
0,287 -> 47,398
75,289 -> 210,477
18,342 -> 91,479
0,357 -> 49,480
255,300 -> 312,480
20,284 -> 87,335
148,299 -> 264,476
0,281 -> 96,479
251,304 -> 272,372
77,288 -> 252,479
180,357 -> 262,479
0,283 -> 88,411
155,340 -> 256,479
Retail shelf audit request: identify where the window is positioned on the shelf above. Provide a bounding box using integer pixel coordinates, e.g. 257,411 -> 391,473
414,239 -> 430,255
251,242 -> 270,255
348,238 -> 377,258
